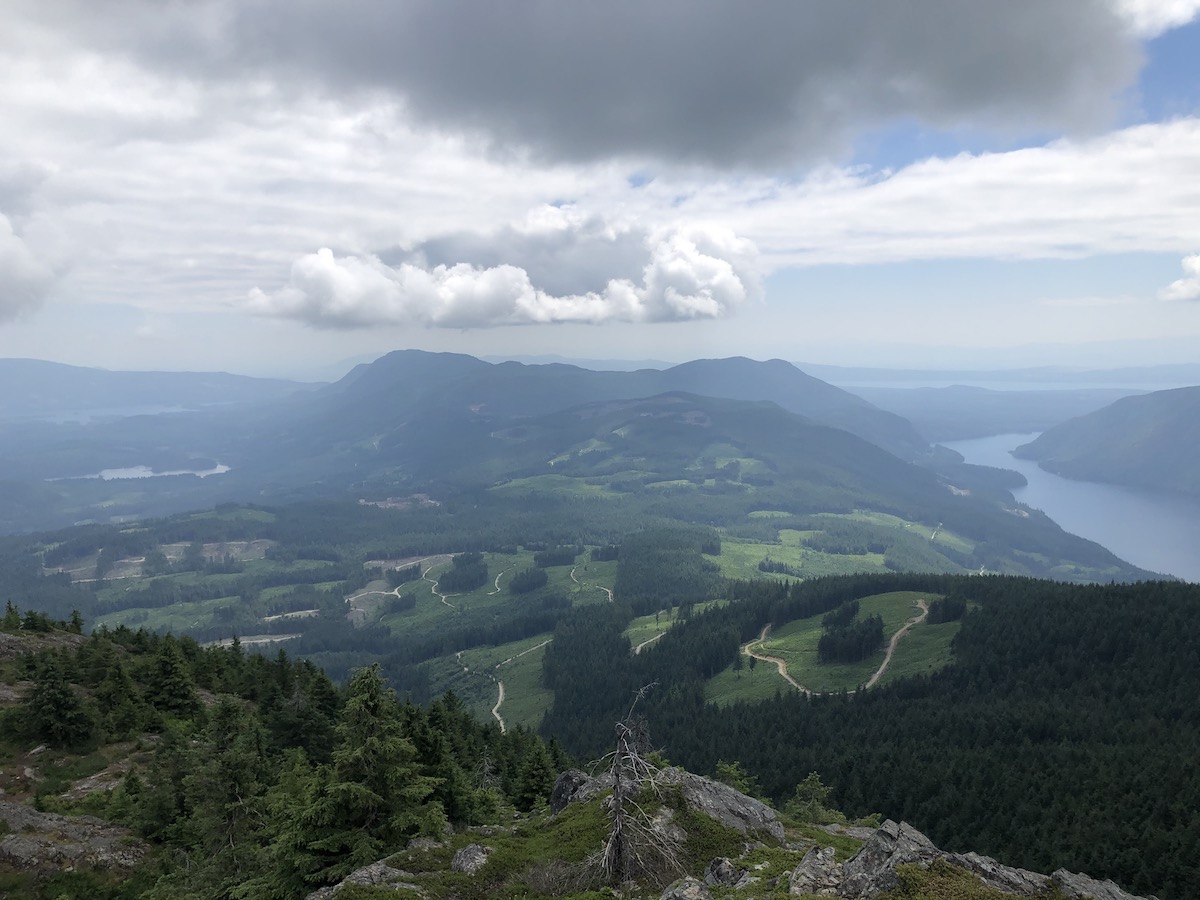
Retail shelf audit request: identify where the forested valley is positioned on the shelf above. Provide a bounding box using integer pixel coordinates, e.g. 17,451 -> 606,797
0,364 -> 1192,898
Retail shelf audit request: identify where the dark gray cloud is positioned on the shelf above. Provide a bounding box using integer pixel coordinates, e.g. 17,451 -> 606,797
25,0 -> 1141,168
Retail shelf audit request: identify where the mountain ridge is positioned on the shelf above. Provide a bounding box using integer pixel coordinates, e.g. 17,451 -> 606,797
1013,385 -> 1200,496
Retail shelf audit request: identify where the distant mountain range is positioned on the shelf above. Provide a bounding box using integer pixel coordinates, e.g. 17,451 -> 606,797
0,358 -> 315,421
851,384 -> 1141,442
281,349 -> 932,463
1014,385 -> 1200,496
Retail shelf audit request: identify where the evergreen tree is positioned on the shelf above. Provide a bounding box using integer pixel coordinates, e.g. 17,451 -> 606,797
24,655 -> 96,749
146,635 -> 202,717
274,665 -> 442,889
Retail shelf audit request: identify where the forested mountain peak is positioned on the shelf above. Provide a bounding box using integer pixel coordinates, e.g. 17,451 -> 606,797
1014,384 -> 1200,495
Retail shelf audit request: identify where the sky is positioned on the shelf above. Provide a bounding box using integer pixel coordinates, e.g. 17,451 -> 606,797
2,0 -> 1200,380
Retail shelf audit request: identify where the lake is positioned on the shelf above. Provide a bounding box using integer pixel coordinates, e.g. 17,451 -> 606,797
55,463 -> 231,481
943,433 -> 1200,583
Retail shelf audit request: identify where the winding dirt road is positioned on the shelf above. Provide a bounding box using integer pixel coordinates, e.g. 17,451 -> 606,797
491,678 -> 506,732
741,598 -> 930,696
570,564 -> 614,602
465,638 -> 554,734
743,625 -> 810,694
864,598 -> 928,689
632,632 -> 665,655
423,564 -> 458,611
487,566 -> 515,596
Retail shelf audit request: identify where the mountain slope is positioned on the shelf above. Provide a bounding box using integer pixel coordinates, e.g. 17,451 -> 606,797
281,350 -> 931,462
1013,386 -> 1200,496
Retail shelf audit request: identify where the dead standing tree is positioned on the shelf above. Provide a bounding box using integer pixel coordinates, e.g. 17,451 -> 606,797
593,683 -> 683,886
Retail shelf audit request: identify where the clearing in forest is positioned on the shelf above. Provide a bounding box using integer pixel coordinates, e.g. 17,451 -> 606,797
705,591 -> 960,704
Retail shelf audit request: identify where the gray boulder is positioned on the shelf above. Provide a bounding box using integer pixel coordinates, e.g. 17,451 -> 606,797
450,842 -> 492,874
1051,868 -> 1157,900
658,767 -> 785,841
304,861 -> 421,899
790,845 -> 842,896
660,875 -> 713,900
838,819 -> 939,898
703,856 -> 745,886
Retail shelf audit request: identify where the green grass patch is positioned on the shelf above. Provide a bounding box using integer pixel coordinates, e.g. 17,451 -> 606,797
875,620 -> 961,685
707,591 -> 952,702
816,511 -> 975,556
489,475 -> 615,499
93,595 -> 241,632
384,801 -> 610,899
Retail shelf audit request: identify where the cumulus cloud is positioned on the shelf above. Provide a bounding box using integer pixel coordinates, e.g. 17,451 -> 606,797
0,214 -> 55,321
14,0 -> 1145,168
247,224 -> 758,329
1116,0 -> 1200,36
1160,253 -> 1200,300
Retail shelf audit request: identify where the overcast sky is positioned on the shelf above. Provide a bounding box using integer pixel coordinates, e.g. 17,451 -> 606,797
2,0 -> 1200,379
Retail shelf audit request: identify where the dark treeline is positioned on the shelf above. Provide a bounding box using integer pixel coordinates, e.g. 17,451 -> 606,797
533,545 -> 581,567
539,574 -> 1200,899
1,610 -> 570,900
435,552 -> 489,593
385,563 -> 422,588
508,567 -> 548,594
613,526 -> 722,615
927,595 -> 967,623
817,614 -> 883,663
821,598 -> 860,629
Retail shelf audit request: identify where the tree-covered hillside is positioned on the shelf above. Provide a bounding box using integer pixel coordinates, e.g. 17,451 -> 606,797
540,573 -> 1200,899
1014,385 -> 1200,496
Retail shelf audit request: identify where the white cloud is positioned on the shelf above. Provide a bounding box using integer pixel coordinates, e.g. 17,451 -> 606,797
1160,253 -> 1200,300
1115,0 -> 1200,36
247,226 -> 758,329
682,119 -> 1200,268
0,214 -> 55,321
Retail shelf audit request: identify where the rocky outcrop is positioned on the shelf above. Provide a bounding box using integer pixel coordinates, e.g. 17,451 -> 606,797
549,768 -> 611,813
704,856 -> 746,887
450,843 -> 491,874
790,845 -> 842,896
838,819 -> 940,897
660,875 -> 713,900
303,861 -> 422,899
1052,868 -> 1156,900
805,818 -> 1154,900
0,800 -> 148,873
551,766 -> 784,842
658,767 -> 785,841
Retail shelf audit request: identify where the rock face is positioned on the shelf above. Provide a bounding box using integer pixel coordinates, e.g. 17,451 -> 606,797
0,800 -> 148,873
790,845 -> 842,896
814,819 -> 1154,900
658,767 -> 786,842
1051,868 -> 1156,900
550,766 -> 784,843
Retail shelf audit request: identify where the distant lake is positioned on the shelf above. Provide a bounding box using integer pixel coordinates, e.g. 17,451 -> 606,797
55,463 -> 231,481
944,433 -> 1200,583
